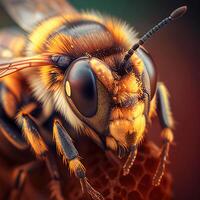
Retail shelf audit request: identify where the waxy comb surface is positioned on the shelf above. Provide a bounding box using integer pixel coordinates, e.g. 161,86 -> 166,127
0,139 -> 172,200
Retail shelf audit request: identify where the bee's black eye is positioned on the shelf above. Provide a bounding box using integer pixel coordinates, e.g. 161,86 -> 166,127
65,58 -> 97,117
51,55 -> 71,69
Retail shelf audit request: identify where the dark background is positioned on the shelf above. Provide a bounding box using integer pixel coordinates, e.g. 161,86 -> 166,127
0,0 -> 199,199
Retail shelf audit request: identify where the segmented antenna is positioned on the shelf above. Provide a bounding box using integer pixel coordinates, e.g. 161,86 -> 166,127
119,6 -> 187,75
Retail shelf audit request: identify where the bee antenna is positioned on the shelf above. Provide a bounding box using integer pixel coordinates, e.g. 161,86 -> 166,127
119,6 -> 187,75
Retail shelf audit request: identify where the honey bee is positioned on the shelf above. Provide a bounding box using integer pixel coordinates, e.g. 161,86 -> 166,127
0,1 -> 187,199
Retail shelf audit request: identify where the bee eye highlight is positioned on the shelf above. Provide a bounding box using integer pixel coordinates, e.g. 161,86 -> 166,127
51,55 -> 71,69
65,81 -> 71,97
65,58 -> 98,117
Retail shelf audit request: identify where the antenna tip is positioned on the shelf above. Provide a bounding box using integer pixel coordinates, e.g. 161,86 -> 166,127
170,6 -> 187,20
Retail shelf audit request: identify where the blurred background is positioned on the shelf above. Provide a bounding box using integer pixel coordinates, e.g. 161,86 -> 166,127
0,0 -> 199,199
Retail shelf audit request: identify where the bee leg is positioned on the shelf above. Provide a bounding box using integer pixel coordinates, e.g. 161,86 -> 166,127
16,112 -> 48,157
123,145 -> 138,176
53,119 -> 104,200
8,160 -> 41,200
152,82 -> 174,186
16,112 -> 65,200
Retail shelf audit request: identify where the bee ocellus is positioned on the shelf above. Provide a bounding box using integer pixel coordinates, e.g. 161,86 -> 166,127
0,1 -> 187,199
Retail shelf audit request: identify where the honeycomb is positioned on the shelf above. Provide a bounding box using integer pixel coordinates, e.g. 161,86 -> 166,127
66,139 -> 172,200
0,139 -> 172,200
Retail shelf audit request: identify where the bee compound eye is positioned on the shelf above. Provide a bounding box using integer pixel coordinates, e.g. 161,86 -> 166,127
66,58 -> 98,117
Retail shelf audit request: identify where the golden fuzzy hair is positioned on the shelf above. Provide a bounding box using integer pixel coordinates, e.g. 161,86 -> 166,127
21,114 -> 48,156
25,11 -> 146,139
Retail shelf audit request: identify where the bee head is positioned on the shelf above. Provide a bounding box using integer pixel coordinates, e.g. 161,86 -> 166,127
49,5 -> 187,147
51,53 -> 143,148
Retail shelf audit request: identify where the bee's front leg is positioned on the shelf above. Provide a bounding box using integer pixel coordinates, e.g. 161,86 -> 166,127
16,106 -> 65,200
152,82 -> 174,186
53,119 -> 104,200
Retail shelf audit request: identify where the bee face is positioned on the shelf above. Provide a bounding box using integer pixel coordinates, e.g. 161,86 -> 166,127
62,55 -> 146,148
63,57 -> 112,134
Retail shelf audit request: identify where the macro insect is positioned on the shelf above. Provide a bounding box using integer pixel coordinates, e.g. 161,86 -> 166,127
0,0 -> 187,199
